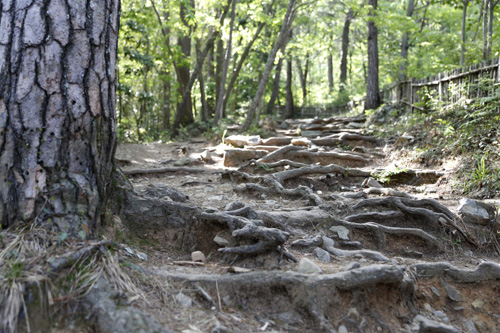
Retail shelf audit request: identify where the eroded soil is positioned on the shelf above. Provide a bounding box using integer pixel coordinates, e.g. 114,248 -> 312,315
105,115 -> 500,333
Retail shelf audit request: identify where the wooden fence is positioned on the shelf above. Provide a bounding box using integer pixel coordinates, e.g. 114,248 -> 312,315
283,56 -> 500,118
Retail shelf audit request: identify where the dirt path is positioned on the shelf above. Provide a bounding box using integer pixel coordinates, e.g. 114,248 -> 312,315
113,116 -> 500,332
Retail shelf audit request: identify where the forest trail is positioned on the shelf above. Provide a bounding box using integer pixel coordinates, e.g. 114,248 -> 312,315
112,113 -> 500,333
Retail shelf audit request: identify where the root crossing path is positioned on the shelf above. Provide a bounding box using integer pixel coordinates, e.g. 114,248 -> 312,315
111,116 -> 500,333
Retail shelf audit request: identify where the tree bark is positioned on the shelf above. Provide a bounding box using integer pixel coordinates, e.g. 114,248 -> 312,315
365,0 -> 381,110
461,0 -> 469,66
196,40 -> 209,123
284,58 -> 295,119
214,0 -> 237,125
297,55 -> 309,106
172,0 -> 230,135
173,0 -> 195,132
241,0 -> 297,132
399,0 -> 415,81
0,0 -> 120,234
327,53 -> 334,92
265,54 -> 284,115
339,9 -> 353,93
483,0 -> 488,59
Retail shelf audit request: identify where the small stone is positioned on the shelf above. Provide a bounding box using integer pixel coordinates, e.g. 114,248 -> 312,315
415,315 -> 459,333
313,247 -> 331,263
463,250 -> 473,257
191,251 -> 207,263
211,321 -> 228,333
321,236 -> 335,248
471,299 -> 484,311
338,325 -> 348,333
362,177 -> 383,188
458,198 -> 494,225
329,226 -> 350,240
346,262 -> 361,270
431,286 -> 440,297
347,307 -> 360,320
224,201 -> 245,211
136,252 -> 147,261
295,258 -> 322,274
200,150 -> 213,163
214,234 -> 230,247
441,280 -> 465,302
433,310 -> 450,324
463,320 -> 479,333
424,303 -> 434,312
175,292 -> 193,308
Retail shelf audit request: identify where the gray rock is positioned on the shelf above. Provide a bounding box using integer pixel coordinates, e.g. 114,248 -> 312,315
142,183 -> 189,202
224,201 -> 245,211
82,278 -> 172,333
329,226 -> 350,240
362,177 -> 383,188
175,292 -> 193,308
213,234 -> 230,247
346,262 -> 361,270
433,310 -> 450,324
458,198 -> 494,225
431,286 -> 440,297
136,252 -> 148,261
224,135 -> 261,147
415,315 -> 460,333
313,247 -> 331,263
463,320 -> 478,333
321,236 -> 335,248
338,325 -> 348,333
471,299 -> 484,311
275,311 -> 303,326
295,258 -> 322,274
191,251 -> 207,263
441,280 -> 465,302
211,321 -> 228,333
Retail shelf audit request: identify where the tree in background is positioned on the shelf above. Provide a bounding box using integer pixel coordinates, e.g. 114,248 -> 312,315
365,0 -> 381,110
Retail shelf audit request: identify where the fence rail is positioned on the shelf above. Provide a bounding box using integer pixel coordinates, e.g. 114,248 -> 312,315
283,56 -> 500,118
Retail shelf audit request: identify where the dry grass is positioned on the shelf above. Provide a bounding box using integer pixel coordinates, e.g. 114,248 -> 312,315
0,227 -> 145,333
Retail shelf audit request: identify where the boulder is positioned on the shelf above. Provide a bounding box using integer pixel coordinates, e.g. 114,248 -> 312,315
295,258 -> 322,274
458,198 -> 495,225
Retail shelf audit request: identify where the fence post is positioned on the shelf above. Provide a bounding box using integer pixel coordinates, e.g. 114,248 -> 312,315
438,73 -> 443,102
409,78 -> 413,113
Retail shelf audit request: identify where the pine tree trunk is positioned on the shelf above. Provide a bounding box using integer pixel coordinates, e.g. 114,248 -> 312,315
0,0 -> 120,234
339,9 -> 353,93
461,0 -> 469,66
399,0 -> 415,81
327,54 -> 334,92
284,59 -> 294,119
365,0 -> 381,110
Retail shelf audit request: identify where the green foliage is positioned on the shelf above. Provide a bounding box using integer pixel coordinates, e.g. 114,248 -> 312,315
371,167 -> 409,184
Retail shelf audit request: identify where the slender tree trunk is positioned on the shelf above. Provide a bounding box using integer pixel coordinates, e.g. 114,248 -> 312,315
399,0 -> 415,81
284,58 -> 295,119
223,22 -> 266,113
173,0 -> 194,132
297,56 -> 309,106
196,40 -> 209,123
172,0 -> 230,135
327,53 -> 334,92
266,49 -> 285,115
483,0 -> 488,59
214,0 -> 237,124
487,0 -> 497,60
0,0 -> 120,233
461,0 -> 469,66
206,42 -> 216,116
215,37 -> 224,117
339,9 -> 353,93
241,0 -> 297,132
161,10 -> 171,132
365,0 -> 381,110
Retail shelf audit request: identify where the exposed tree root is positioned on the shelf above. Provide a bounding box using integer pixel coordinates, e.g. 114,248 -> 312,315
257,145 -> 305,163
363,187 -> 415,199
349,197 -> 477,246
323,245 -> 391,262
157,264 -> 408,332
413,261 -> 500,282
123,166 -> 220,176
198,211 -> 290,255
49,240 -> 115,274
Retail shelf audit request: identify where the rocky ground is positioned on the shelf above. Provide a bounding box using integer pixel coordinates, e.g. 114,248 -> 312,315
7,111 -> 499,333
100,112 -> 500,333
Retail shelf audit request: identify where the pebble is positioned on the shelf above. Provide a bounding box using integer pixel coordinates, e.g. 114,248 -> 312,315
338,325 -> 348,333
175,292 -> 193,308
321,236 -> 335,248
136,251 -> 148,261
441,280 -> 464,302
329,226 -> 350,240
295,258 -> 322,274
313,247 -> 331,263
346,262 -> 361,270
471,299 -> 484,311
191,251 -> 207,263
431,286 -> 440,297
213,235 -> 230,247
